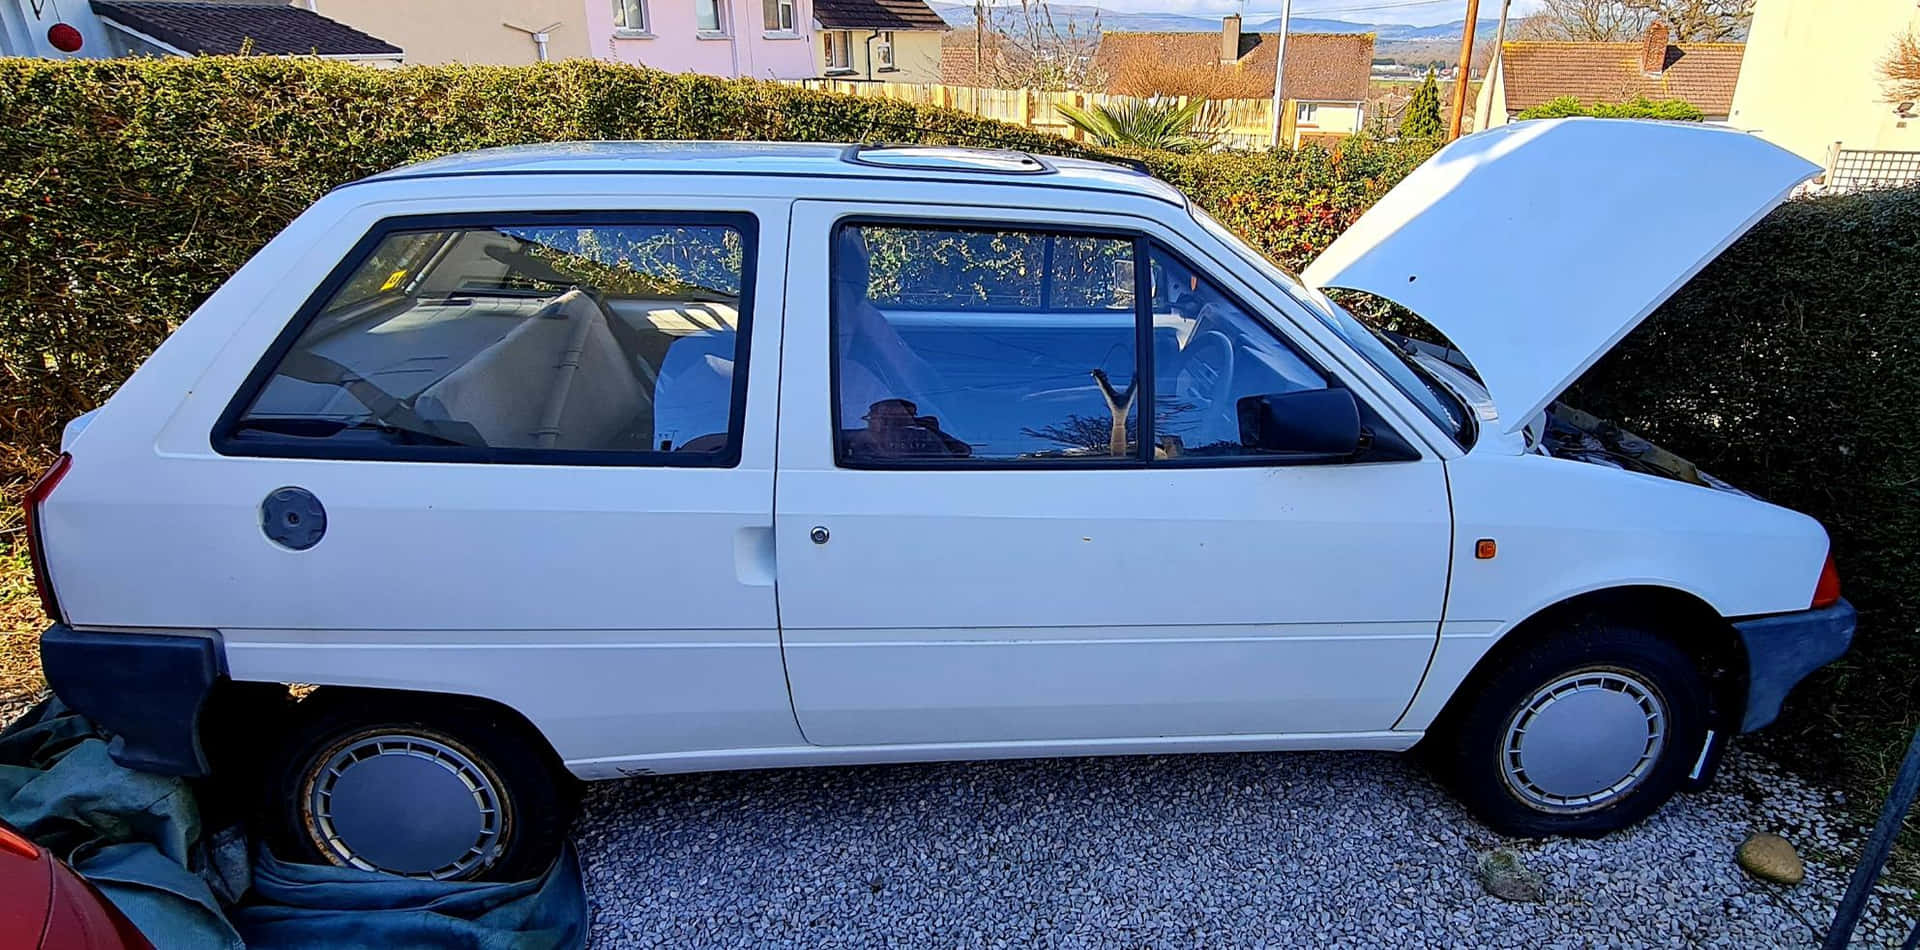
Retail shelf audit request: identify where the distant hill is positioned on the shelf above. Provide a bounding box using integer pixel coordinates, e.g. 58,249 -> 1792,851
929,3 -> 1497,45
1244,15 -> 1500,42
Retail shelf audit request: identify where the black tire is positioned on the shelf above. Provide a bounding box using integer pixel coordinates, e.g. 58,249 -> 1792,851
1427,618 -> 1711,838
261,691 -> 574,881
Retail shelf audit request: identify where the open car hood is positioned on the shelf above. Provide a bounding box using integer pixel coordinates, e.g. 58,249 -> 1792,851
1302,119 -> 1819,434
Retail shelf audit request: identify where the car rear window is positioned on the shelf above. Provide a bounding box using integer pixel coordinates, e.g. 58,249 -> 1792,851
217,212 -> 757,467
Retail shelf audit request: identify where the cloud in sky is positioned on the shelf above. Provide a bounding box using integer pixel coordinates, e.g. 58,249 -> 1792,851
1086,0 -> 1544,27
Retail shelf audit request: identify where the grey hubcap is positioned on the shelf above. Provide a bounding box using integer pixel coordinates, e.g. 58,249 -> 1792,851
1501,670 -> 1667,813
306,733 -> 506,880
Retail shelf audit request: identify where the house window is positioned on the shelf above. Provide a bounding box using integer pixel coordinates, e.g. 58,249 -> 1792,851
762,0 -> 794,33
612,0 -> 648,33
874,31 -> 894,70
695,0 -> 724,33
1296,101 -> 1321,125
824,30 -> 852,70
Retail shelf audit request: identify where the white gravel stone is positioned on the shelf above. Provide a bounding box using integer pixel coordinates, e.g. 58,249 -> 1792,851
572,744 -> 1918,947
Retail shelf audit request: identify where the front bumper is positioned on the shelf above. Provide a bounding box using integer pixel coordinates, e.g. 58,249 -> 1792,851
38,624 -> 225,776
1734,599 -> 1856,733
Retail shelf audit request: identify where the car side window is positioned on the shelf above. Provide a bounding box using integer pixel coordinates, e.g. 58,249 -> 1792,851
834,223 -> 1138,464
1147,244 -> 1335,460
219,213 -> 756,466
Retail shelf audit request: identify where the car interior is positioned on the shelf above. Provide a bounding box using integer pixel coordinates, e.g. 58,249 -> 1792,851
234,222 -> 1333,464
834,226 -> 1327,462
235,225 -> 745,455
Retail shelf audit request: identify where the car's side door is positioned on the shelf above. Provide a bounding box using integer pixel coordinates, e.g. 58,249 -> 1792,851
774,201 -> 1454,748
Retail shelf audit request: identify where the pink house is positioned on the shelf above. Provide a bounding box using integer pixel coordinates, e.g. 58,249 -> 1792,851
587,0 -> 819,79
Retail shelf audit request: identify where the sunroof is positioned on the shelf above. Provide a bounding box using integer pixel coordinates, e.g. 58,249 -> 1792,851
843,146 -> 1052,175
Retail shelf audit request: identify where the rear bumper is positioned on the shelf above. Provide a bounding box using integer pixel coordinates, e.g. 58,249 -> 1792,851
1734,599 -> 1855,733
38,624 -> 225,777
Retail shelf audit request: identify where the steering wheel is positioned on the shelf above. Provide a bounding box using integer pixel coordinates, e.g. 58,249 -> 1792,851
1177,329 -> 1237,413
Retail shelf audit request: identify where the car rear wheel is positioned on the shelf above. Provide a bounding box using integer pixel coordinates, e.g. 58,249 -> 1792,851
262,692 -> 573,881
1430,619 -> 1711,837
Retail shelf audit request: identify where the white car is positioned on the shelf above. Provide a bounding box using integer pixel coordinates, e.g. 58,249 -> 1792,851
28,120 -> 1853,882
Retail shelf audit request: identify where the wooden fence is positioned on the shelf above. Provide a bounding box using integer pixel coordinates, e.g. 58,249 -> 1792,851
786,79 -> 1292,150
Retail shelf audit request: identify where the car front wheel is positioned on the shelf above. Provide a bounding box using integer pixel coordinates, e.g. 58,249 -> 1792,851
261,692 -> 574,881
1431,619 -> 1712,837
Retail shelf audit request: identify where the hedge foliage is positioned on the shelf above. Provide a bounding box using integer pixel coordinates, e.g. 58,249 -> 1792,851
1515,95 -> 1706,121
0,56 -> 1434,493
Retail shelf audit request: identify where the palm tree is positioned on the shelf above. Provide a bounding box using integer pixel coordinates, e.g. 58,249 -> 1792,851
1056,96 -> 1220,153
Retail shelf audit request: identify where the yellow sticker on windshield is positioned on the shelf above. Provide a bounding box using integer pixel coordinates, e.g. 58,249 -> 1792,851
379,269 -> 408,292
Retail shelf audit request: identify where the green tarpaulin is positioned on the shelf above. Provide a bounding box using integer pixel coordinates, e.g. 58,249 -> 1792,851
0,699 -> 586,950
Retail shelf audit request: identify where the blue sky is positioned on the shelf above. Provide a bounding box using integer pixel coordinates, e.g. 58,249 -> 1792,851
1091,0 -> 1545,27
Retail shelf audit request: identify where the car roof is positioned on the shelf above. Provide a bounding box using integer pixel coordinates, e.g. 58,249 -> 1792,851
353,141 -> 1190,208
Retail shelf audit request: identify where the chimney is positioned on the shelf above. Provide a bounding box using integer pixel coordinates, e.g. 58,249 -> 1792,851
1221,14 -> 1242,63
1640,21 -> 1670,75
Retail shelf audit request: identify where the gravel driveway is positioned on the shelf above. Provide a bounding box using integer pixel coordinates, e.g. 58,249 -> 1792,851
575,745 -> 1916,947
2,691 -> 1911,945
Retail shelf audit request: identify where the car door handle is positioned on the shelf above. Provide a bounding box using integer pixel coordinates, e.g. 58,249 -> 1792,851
734,526 -> 775,586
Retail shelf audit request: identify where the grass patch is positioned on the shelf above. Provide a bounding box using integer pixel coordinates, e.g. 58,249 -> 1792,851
0,537 -> 46,704
1,480 -> 45,703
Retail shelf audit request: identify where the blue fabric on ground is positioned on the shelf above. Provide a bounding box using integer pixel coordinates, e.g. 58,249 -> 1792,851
232,843 -> 586,950
0,698 -> 241,949
0,698 -> 586,950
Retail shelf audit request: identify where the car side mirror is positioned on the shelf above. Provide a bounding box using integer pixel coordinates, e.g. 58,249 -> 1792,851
1236,388 -> 1362,458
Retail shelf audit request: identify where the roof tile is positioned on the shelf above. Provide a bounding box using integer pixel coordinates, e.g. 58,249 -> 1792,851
815,0 -> 948,31
1499,41 -> 1745,115
89,0 -> 400,56
1093,31 -> 1374,101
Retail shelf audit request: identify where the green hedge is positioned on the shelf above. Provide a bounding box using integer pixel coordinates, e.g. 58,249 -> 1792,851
0,56 -> 1433,490
1515,95 -> 1706,121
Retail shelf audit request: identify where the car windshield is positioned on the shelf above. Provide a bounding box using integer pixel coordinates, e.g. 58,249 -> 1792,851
1188,205 -> 1474,448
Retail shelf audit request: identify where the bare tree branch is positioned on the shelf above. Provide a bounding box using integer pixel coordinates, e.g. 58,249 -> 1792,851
1622,0 -> 1752,42
970,0 -> 1104,90
1512,0 -> 1649,42
1885,29 -> 1920,103
1511,0 -> 1749,43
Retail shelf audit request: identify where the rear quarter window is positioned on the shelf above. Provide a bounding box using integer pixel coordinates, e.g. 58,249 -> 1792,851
215,212 -> 758,467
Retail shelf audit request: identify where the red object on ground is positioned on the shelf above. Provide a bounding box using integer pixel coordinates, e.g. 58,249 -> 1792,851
47,23 -> 84,53
0,821 -> 151,949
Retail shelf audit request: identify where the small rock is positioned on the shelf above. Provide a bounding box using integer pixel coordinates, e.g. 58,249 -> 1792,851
1476,849 -> 1546,902
1737,833 -> 1805,885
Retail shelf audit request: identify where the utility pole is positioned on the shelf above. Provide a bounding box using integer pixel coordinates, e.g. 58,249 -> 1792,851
1267,0 -> 1293,148
974,0 -> 986,83
1470,0 -> 1513,135
1446,0 -> 1482,140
